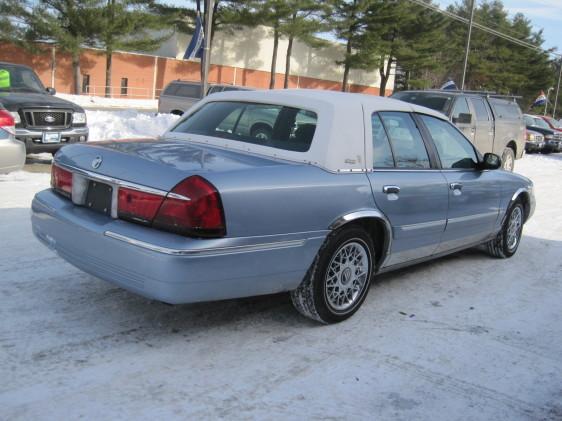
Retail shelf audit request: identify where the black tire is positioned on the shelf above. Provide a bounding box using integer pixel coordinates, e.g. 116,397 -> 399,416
250,124 -> 272,141
486,201 -> 524,258
290,226 -> 375,324
501,147 -> 515,171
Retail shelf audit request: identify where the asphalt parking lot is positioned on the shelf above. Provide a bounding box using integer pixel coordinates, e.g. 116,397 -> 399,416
1,154 -> 561,420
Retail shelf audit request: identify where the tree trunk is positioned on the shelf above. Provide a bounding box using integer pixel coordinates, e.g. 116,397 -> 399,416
341,37 -> 352,92
379,55 -> 394,96
269,25 -> 279,90
283,34 -> 294,89
72,52 -> 81,95
105,50 -> 112,98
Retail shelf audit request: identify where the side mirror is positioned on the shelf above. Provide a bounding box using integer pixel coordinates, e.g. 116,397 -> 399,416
46,87 -> 56,95
452,113 -> 472,124
480,153 -> 501,170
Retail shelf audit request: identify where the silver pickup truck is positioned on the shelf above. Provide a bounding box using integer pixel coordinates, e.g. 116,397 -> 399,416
392,90 -> 525,171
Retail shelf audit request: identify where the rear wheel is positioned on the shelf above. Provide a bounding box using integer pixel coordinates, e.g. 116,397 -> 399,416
290,226 -> 375,324
486,201 -> 524,258
501,147 -> 515,171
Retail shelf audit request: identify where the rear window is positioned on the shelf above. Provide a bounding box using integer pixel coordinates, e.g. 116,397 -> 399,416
488,99 -> 521,120
392,92 -> 453,114
172,101 -> 318,152
163,82 -> 201,98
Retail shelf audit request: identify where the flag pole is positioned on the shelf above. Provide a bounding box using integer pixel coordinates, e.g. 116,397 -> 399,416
202,0 -> 214,98
461,0 -> 475,90
554,59 -> 562,119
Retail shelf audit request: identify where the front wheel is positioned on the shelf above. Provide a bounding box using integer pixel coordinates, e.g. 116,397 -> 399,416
501,147 -> 515,171
290,226 -> 375,324
486,201 -> 524,258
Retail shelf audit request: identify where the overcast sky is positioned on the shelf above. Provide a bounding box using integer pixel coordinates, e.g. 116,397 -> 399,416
436,0 -> 561,53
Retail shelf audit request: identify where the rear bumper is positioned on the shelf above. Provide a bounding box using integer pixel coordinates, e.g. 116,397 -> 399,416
16,126 -> 89,154
0,137 -> 26,174
31,189 -> 325,304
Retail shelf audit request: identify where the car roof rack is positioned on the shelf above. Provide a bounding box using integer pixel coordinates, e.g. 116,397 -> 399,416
421,89 -> 522,100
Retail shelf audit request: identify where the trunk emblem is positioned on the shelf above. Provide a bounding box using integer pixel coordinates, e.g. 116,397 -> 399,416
91,156 -> 103,169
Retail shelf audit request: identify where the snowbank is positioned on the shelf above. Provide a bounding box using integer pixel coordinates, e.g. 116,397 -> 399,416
56,93 -> 158,110
86,110 -> 180,141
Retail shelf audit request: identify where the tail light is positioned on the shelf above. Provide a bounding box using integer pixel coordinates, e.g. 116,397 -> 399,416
0,110 -> 15,135
51,164 -> 73,198
118,187 -> 164,225
153,176 -> 226,238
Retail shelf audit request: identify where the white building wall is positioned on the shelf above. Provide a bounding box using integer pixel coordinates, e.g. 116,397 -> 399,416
152,26 -> 394,91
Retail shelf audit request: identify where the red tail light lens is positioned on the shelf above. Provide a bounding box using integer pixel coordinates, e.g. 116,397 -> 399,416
153,176 -> 226,237
118,187 -> 164,225
51,165 -> 73,198
0,110 -> 15,135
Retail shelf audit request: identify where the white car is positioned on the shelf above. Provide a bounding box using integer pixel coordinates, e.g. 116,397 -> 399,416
0,107 -> 25,174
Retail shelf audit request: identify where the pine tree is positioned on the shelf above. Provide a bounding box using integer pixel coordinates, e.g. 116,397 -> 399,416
94,0 -> 172,97
0,0 -> 102,94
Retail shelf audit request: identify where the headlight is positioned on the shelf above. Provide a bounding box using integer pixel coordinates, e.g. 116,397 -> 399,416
526,133 -> 535,141
10,111 -> 21,124
72,112 -> 87,124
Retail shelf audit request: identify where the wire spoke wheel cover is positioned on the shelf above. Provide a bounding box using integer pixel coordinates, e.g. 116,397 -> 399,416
324,240 -> 370,313
506,206 -> 522,251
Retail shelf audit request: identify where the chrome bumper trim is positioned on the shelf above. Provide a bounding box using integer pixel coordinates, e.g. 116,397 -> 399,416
104,231 -> 308,256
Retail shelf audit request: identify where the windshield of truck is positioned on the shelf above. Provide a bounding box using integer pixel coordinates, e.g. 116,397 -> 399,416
391,92 -> 453,115
532,117 -> 550,129
545,117 -> 561,129
0,64 -> 45,93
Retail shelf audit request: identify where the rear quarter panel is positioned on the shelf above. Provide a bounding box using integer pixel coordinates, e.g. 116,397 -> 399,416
202,165 -> 376,238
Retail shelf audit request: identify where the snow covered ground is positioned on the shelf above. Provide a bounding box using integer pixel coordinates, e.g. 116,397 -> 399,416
86,110 -> 179,141
56,93 -> 158,111
1,154 -> 562,420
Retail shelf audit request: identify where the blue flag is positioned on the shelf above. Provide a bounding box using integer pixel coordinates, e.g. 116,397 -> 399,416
440,80 -> 458,90
532,91 -> 547,107
184,13 -> 204,60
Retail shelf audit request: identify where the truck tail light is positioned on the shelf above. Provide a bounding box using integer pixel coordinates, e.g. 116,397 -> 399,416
0,110 -> 15,135
118,187 -> 164,225
51,164 -> 73,198
153,176 -> 226,238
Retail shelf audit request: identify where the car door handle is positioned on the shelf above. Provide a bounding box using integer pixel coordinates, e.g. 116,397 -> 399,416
383,185 -> 400,194
450,182 -> 463,196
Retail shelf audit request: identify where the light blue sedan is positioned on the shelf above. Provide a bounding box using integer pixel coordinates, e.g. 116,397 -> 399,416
31,90 -> 535,324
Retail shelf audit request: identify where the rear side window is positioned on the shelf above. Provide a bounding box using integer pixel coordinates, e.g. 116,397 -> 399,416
379,112 -> 430,169
175,83 -> 202,98
469,97 -> 490,121
172,101 -> 317,152
163,83 -> 179,95
371,114 -> 394,168
489,99 -> 521,120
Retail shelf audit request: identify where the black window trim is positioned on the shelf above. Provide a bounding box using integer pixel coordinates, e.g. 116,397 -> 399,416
414,112 -> 482,172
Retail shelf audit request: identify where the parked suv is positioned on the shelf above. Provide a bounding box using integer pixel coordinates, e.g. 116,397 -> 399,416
392,90 -> 525,171
0,62 -> 88,154
158,80 -> 251,115
524,114 -> 562,153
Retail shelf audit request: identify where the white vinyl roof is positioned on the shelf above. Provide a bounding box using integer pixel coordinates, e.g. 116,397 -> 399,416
165,89 -> 448,172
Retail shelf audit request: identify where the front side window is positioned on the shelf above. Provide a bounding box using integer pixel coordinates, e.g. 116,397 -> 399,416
420,115 -> 478,169
379,112 -> 430,169
451,97 -> 470,122
172,101 -> 317,152
371,113 -> 394,168
175,83 -> 202,98
469,97 -> 490,121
